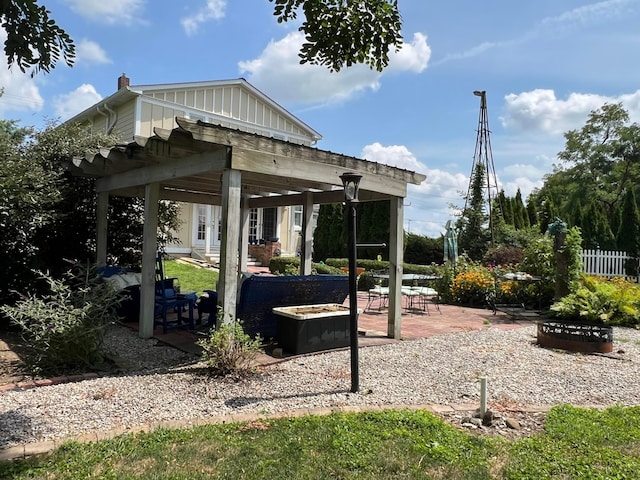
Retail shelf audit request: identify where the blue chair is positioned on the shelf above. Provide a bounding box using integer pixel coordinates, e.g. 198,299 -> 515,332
154,253 -> 194,333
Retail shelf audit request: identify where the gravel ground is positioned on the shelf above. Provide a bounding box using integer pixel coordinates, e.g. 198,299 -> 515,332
1,323 -> 639,448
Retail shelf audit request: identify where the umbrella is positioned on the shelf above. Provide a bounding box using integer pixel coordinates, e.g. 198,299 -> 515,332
443,220 -> 458,267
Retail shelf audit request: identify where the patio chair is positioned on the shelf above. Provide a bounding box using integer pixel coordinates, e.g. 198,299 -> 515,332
413,286 -> 441,315
154,253 -> 195,333
366,270 -> 389,311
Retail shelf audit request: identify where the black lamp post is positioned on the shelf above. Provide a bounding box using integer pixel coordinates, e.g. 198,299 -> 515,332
340,172 -> 362,393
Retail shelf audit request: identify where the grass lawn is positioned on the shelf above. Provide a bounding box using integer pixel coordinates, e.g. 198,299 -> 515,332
3,406 -> 640,479
162,259 -> 219,297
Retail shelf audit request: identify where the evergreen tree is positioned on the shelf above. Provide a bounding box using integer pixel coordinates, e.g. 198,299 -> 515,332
458,162 -> 489,260
357,200 -> 390,259
526,195 -> 538,227
617,188 -> 640,258
514,188 -> 529,228
313,203 -> 345,261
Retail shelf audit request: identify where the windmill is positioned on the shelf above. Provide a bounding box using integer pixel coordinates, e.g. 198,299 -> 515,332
464,90 -> 501,246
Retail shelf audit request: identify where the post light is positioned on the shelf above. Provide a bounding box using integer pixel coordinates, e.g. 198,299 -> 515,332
340,172 -> 362,393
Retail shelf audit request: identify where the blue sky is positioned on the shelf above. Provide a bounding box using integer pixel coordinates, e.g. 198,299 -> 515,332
1,0 -> 639,237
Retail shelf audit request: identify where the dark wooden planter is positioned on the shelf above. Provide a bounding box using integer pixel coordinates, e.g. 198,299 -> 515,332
273,304 -> 352,355
537,320 -> 613,353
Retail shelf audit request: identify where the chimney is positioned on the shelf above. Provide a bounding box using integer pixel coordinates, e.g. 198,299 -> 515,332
117,73 -> 130,90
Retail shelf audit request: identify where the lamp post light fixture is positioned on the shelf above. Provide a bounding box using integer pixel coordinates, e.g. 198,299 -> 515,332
340,172 -> 362,393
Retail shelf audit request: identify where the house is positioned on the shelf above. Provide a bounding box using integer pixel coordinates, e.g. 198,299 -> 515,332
65,74 -> 323,263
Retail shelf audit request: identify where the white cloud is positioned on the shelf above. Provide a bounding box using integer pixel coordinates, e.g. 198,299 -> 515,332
358,142 -> 466,237
61,0 -> 145,25
53,84 -> 103,120
239,32 -> 380,105
239,31 -> 429,106
0,69 -> 44,116
501,89 -> 640,135
181,0 -> 226,36
360,143 -> 426,173
535,0 -> 637,36
387,32 -> 431,73
0,31 -> 43,116
437,0 -> 637,65
76,39 -> 111,65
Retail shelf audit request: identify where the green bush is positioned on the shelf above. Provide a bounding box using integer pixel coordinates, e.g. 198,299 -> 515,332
197,310 -> 263,378
357,272 -> 376,291
0,263 -> 122,375
268,256 -> 345,275
550,275 -> 640,326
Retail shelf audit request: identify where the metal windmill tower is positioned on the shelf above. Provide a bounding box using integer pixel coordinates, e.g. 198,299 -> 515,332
464,90 -> 501,246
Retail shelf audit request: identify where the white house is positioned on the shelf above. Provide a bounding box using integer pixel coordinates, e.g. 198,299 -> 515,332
66,74 -> 323,262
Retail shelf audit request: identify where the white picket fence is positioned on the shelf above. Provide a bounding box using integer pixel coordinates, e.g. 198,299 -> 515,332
581,249 -> 639,282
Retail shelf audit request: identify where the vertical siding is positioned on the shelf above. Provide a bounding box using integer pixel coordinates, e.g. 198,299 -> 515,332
139,100 -> 184,138
139,84 -> 316,144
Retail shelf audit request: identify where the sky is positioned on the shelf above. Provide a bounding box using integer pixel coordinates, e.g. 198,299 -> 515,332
1,0 -> 640,237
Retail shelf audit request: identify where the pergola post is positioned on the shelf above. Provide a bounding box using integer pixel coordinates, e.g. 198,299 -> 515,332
388,197 -> 404,339
218,169 -> 242,325
139,182 -> 160,339
239,194 -> 250,272
96,191 -> 109,267
300,192 -> 314,275
204,205 -> 212,256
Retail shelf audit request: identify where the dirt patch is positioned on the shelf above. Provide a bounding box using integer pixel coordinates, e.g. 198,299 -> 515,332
437,408 -> 547,440
0,329 -> 33,386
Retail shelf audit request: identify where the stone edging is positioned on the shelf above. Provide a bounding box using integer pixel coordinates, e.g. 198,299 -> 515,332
0,403 -> 554,462
0,373 -> 100,394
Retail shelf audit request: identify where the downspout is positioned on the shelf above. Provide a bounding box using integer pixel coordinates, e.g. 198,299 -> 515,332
96,105 -> 109,135
103,102 -> 118,135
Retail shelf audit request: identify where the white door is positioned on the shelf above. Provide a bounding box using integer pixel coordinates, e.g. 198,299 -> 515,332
193,205 -> 221,249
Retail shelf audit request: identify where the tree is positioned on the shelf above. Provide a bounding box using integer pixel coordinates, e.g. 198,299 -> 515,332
313,203 -> 345,261
534,103 -> 640,249
270,0 -> 402,71
0,120 -> 180,305
3,1 -> 403,76
617,188 -> 640,276
0,120 -> 59,303
457,162 -> 489,260
357,200 -> 390,259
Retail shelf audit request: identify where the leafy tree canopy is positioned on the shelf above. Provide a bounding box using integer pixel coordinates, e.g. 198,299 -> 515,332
3,1 -> 403,76
532,103 -> 640,249
1,0 -> 75,76
270,0 -> 403,71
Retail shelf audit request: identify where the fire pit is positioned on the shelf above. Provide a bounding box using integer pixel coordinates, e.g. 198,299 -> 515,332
537,320 -> 613,353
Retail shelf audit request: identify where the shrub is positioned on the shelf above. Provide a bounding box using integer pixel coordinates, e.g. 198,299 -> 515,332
0,263 -> 122,375
550,275 -> 640,326
197,309 -> 263,378
450,269 -> 494,307
268,256 -> 344,275
483,245 -> 524,266
357,272 -> 376,291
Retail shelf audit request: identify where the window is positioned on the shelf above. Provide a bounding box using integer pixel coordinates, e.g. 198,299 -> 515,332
293,205 -> 303,231
262,208 -> 277,240
197,205 -> 207,241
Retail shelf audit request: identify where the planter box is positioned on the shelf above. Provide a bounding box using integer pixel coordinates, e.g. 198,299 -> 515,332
273,304 -> 358,355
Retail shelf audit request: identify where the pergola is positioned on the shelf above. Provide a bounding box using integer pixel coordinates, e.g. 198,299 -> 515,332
69,117 -> 426,339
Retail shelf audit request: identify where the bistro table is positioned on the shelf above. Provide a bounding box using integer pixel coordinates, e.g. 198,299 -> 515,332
492,272 -> 542,319
370,273 -> 441,314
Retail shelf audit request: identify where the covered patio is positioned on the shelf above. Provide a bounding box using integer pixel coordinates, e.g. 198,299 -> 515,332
69,117 -> 425,339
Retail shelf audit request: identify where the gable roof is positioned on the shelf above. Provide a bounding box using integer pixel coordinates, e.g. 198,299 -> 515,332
65,77 -> 322,143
